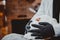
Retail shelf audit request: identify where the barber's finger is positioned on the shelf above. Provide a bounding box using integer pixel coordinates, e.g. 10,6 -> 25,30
31,33 -> 41,36
35,36 -> 43,39
39,22 -> 49,25
32,24 -> 44,28
29,29 -> 40,33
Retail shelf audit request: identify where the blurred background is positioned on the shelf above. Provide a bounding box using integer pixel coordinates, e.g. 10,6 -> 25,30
0,0 -> 41,39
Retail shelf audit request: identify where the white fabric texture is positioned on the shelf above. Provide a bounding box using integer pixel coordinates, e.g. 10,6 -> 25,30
1,33 -> 28,40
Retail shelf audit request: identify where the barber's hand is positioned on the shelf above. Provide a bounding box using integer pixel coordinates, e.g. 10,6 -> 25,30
29,22 -> 55,39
